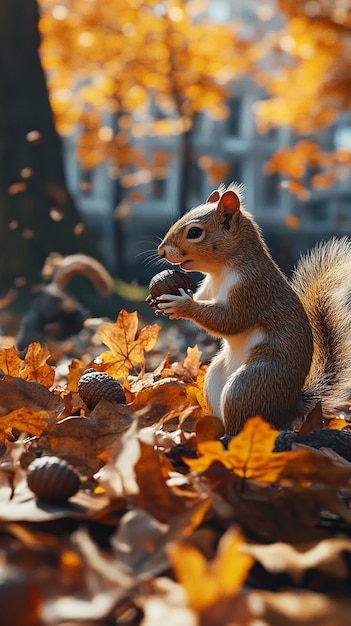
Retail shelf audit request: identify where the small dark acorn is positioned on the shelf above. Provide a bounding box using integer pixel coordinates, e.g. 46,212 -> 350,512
27,456 -> 80,501
146,269 -> 191,309
78,368 -> 126,410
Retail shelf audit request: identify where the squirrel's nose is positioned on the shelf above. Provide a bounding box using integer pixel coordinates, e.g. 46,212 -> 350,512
158,245 -> 165,258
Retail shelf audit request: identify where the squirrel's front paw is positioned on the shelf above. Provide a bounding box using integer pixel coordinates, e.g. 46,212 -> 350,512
156,288 -> 193,319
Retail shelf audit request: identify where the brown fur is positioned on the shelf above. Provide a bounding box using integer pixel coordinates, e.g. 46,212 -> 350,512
157,184 -> 321,434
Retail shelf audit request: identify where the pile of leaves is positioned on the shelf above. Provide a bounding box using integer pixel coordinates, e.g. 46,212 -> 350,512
1,310 -> 351,626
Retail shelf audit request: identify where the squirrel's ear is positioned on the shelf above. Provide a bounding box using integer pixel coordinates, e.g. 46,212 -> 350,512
219,190 -> 240,215
206,190 -> 220,203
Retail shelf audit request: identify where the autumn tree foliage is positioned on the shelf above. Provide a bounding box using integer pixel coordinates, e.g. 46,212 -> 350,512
38,0 -> 351,200
254,0 -> 351,195
37,0 -> 252,191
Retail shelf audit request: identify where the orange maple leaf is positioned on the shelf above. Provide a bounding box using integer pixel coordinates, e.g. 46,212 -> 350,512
186,416 -> 351,486
20,343 -> 55,388
96,310 -> 161,380
0,345 -> 23,376
0,343 -> 55,388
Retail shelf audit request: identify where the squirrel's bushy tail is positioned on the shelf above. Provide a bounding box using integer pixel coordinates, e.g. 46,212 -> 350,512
292,237 -> 351,414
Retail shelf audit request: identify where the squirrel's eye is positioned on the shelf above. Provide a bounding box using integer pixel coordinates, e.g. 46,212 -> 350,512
186,226 -> 203,239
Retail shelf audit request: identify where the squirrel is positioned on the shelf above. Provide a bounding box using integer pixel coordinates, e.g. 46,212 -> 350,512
155,183 -> 351,436
17,253 -> 113,352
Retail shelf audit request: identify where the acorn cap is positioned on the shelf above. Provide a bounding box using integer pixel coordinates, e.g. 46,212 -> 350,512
78,368 -> 126,410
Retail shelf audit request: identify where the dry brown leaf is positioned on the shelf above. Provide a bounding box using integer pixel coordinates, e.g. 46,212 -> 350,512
0,373 -> 62,414
131,379 -> 201,427
260,589 -> 351,626
195,415 -> 225,443
298,401 -> 324,438
245,537 -> 351,584
34,401 -> 133,475
134,439 -> 196,523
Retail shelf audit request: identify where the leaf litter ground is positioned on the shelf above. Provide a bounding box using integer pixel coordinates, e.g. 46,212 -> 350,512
0,310 -> 351,625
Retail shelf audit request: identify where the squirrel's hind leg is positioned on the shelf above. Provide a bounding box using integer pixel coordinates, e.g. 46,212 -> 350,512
221,364 -> 297,436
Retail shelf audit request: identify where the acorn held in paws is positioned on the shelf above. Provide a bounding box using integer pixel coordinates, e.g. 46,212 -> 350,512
146,269 -> 192,311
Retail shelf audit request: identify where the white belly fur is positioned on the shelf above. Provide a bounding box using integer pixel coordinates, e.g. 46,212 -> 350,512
205,325 -> 266,419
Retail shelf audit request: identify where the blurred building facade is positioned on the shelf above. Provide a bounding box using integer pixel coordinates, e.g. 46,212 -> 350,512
63,0 -> 351,282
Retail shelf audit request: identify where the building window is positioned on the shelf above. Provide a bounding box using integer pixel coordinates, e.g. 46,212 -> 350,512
189,161 -> 204,198
151,177 -> 167,200
264,172 -> 279,207
226,98 -> 242,137
335,196 -> 351,222
224,161 -> 243,187
305,200 -> 330,222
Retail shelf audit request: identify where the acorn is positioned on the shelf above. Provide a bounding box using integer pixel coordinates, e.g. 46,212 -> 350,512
78,368 -> 126,410
27,456 -> 80,501
146,269 -> 191,309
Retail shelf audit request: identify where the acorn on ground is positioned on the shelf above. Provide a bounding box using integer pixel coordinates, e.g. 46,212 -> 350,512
27,456 -> 80,501
78,368 -> 126,410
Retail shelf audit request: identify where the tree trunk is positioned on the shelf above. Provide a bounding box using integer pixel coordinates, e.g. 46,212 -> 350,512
0,0 -> 98,311
177,114 -> 198,217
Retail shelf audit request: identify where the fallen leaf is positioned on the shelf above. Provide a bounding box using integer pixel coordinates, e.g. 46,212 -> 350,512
0,373 -> 62,414
245,537 -> 351,584
20,343 -> 55,387
0,408 -> 50,442
195,415 -> 225,443
66,358 -> 85,392
186,417 -> 351,487
0,346 -> 23,376
168,527 -> 254,612
97,310 -> 161,380
183,345 -> 202,379
34,401 -> 133,475
132,379 -> 197,427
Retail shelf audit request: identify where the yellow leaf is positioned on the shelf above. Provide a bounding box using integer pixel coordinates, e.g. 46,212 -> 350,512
97,310 -> 161,380
187,368 -> 209,413
66,358 -> 85,392
168,527 -> 253,612
0,408 -> 49,442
